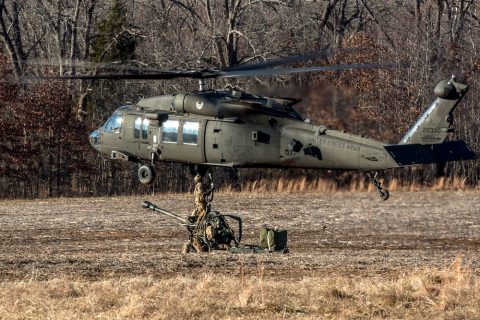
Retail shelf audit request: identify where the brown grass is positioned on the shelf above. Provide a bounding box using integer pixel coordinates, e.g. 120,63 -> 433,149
226,176 -> 473,194
0,257 -> 478,319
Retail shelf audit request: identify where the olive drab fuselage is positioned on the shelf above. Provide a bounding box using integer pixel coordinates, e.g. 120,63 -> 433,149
89,77 -> 476,186
90,93 -> 398,172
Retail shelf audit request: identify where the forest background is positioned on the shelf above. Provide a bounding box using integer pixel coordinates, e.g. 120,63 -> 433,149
0,0 -> 479,198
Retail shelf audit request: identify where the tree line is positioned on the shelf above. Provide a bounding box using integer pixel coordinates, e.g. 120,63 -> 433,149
0,0 -> 479,198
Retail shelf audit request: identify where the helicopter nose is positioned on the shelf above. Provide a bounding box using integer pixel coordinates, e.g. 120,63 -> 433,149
89,129 -> 100,149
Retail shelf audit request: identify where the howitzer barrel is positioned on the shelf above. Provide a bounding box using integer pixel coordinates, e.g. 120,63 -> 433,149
142,201 -> 191,226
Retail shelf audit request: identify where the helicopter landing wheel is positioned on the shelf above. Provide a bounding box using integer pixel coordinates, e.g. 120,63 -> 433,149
138,164 -> 156,185
379,189 -> 389,201
366,172 -> 389,201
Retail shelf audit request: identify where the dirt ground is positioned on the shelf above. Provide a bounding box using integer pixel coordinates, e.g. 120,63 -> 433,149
0,190 -> 479,281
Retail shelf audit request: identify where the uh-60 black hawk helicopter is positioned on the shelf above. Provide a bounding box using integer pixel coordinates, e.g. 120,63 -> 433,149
54,50 -> 476,200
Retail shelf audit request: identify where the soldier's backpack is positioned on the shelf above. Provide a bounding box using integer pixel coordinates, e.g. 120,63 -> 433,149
259,226 -> 288,251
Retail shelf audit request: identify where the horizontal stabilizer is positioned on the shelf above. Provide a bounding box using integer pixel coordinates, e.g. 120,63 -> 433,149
385,141 -> 477,166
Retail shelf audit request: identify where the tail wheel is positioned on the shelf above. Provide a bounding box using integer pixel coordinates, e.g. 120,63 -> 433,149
138,164 -> 156,184
379,190 -> 389,201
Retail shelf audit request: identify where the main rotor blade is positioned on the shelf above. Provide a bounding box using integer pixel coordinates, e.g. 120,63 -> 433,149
23,59 -> 161,73
222,47 -> 364,72
218,63 -> 393,78
28,70 -> 216,81
26,45 -> 392,82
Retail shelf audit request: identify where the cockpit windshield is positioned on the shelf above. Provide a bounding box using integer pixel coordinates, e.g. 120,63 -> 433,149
103,112 -> 123,133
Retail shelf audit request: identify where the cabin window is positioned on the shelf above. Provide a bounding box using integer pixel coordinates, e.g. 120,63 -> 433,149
134,117 -> 142,138
183,121 -> 199,145
162,120 -> 179,143
142,118 -> 150,139
104,113 -> 123,133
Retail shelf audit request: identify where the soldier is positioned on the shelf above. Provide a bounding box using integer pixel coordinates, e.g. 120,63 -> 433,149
190,173 -> 213,224
142,200 -> 238,255
184,210 -> 238,253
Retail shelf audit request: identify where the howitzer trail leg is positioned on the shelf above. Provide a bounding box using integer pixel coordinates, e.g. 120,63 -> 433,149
367,172 -> 389,201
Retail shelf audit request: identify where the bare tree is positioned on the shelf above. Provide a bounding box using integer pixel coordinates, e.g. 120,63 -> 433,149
0,0 -> 27,81
1,0 -> 479,198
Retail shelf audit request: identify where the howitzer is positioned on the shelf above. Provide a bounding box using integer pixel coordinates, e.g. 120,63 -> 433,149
141,200 -> 243,251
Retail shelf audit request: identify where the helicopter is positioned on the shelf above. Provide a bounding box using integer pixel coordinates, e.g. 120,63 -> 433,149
49,50 -> 477,200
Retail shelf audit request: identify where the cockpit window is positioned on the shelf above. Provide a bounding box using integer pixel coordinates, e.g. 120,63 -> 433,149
142,118 -> 150,139
104,113 -> 123,133
134,117 -> 150,139
134,117 -> 142,138
162,120 -> 179,143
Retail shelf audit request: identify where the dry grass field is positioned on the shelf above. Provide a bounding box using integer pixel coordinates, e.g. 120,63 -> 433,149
0,190 -> 479,319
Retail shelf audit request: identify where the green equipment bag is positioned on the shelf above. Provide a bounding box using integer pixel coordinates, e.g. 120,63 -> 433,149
259,227 -> 287,251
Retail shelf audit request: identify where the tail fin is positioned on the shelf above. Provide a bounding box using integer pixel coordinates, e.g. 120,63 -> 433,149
400,76 -> 468,145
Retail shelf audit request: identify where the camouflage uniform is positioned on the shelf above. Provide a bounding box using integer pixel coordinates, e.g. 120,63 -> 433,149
190,174 -> 212,223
